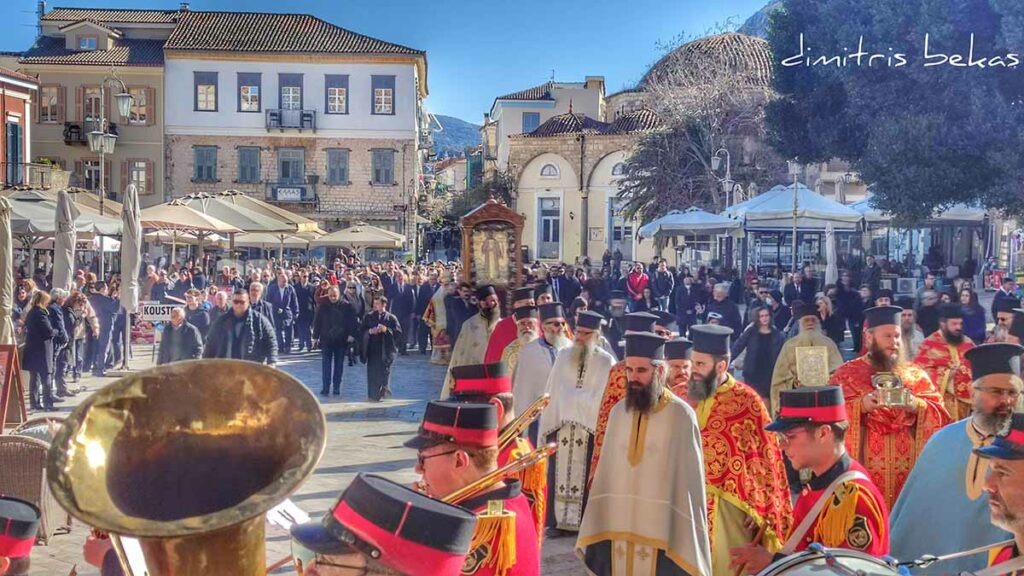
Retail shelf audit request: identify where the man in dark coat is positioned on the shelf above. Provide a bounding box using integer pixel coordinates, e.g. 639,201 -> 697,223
651,260 -> 675,311
413,273 -> 434,354
267,272 -> 299,354
47,288 -> 74,398
445,282 -> 475,346
386,271 -> 416,356
88,281 -> 119,377
550,265 -> 581,304
362,295 -> 402,401
23,295 -> 55,410
157,307 -> 204,365
705,282 -> 743,335
184,290 -> 211,339
673,275 -> 700,338
203,289 -> 278,365
313,285 -> 360,395
249,281 -> 275,327
863,255 -> 882,292
293,270 -> 317,352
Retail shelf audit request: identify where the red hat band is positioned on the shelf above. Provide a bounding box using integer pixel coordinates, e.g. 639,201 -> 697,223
452,375 -> 512,396
778,404 -> 848,423
0,532 -> 34,559
421,420 -> 498,447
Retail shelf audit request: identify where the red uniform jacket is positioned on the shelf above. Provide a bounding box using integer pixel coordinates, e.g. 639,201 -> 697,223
990,543 -> 1021,574
461,480 -> 540,576
790,454 -> 890,556
498,436 -> 547,545
484,317 -> 518,364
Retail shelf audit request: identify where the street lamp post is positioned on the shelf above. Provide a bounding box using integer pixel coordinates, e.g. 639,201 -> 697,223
87,70 -> 134,279
788,159 -> 801,272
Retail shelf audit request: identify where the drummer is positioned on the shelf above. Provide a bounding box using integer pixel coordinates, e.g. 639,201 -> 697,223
729,386 -> 890,574
975,412 -> 1024,571
0,496 -> 40,576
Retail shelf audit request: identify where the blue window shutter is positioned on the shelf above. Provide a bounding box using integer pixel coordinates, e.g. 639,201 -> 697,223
371,150 -> 380,184
325,75 -> 349,114
339,149 -> 349,182
238,147 -> 259,182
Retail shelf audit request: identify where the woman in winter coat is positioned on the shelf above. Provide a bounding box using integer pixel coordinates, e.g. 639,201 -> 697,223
23,291 -> 56,410
730,305 -> 785,401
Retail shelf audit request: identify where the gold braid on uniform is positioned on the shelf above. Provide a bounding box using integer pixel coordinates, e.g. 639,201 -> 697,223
466,508 -> 517,576
811,483 -> 885,550
510,437 -> 546,544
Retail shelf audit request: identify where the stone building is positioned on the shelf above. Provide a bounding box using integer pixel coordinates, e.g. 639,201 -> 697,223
0,66 -> 38,187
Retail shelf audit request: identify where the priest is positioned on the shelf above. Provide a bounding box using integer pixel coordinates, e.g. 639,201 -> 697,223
423,271 -> 454,365
577,332 -> 711,576
484,287 -> 537,364
501,305 -> 540,375
665,337 -> 693,398
685,325 -> 792,574
890,342 -> 1021,574
539,310 -> 616,536
830,305 -> 950,506
440,285 -> 502,398
913,303 -> 976,421
513,302 -> 572,445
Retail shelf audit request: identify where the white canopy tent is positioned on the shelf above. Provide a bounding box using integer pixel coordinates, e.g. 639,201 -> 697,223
850,196 -> 986,226
724,183 -> 862,230
311,223 -> 405,256
637,207 -> 741,239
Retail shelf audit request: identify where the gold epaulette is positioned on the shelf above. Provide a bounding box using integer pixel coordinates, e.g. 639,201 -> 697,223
468,501 -> 517,576
813,482 -> 886,550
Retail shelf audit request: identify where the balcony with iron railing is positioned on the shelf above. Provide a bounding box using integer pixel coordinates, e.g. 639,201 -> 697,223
265,109 -> 317,132
265,175 -> 319,209
63,120 -> 118,146
2,162 -> 71,190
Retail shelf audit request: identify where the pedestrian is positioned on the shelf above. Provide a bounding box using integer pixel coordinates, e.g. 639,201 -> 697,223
960,287 -> 987,344
293,269 -> 316,352
87,281 -> 118,377
184,289 -> 211,339
361,296 -> 401,402
413,273 -> 433,354
248,281 -> 275,327
23,291 -> 56,410
705,283 -> 743,335
313,285 -> 360,396
816,295 -> 846,346
48,288 -> 74,399
730,305 -> 785,401
157,307 -> 203,365
267,272 -> 299,354
202,289 -> 277,365
387,271 -> 416,355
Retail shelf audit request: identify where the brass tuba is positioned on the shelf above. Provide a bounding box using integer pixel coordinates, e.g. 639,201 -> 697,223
46,360 -> 326,576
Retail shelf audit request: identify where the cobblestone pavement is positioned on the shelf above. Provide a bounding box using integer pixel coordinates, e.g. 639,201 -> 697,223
25,347 -> 582,575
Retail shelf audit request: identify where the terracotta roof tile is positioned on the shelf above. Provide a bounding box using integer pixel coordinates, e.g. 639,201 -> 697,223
165,11 -> 423,55
609,108 -> 662,133
57,18 -> 122,35
20,36 -> 164,67
0,66 -> 38,85
41,7 -> 180,24
496,81 -> 554,101
513,113 -> 612,138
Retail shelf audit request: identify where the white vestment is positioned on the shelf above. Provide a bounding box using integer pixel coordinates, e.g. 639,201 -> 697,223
576,392 -> 711,576
511,337 -> 570,418
440,312 -> 500,398
540,344 -> 616,530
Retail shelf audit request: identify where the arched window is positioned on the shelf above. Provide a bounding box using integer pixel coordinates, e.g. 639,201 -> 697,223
540,163 -> 560,178
611,162 -> 625,176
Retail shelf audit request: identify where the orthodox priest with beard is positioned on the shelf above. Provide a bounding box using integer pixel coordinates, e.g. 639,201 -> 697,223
830,305 -> 950,507
513,302 -> 572,445
680,326 -> 792,575
577,331 -> 711,576
665,338 -> 693,397
539,311 -> 616,536
501,306 -> 540,375
891,342 -> 1022,574
913,303 -> 976,421
440,285 -> 502,398
485,287 -> 538,364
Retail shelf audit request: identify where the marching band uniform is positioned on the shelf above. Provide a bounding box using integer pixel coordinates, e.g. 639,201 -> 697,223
766,387 -> 890,556
830,305 -> 950,506
685,327 -> 793,575
0,496 -> 40,576
912,304 -> 976,421
975,413 -> 1024,574
291,473 -> 479,576
449,361 -> 549,544
406,401 -> 540,576
891,343 -> 1022,574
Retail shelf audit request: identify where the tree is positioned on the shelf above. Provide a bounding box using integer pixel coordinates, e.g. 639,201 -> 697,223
441,171 -> 516,223
766,0 -> 1024,224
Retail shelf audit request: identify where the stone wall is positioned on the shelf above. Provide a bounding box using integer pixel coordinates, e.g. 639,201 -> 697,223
507,132 -> 639,198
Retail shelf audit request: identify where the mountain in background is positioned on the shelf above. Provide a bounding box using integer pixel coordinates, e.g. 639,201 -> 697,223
738,0 -> 783,38
433,115 -> 481,158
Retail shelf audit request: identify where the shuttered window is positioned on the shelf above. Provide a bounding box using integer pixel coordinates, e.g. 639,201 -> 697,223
193,146 -> 217,181
371,149 -> 395,185
238,147 -> 260,183
326,149 -> 349,184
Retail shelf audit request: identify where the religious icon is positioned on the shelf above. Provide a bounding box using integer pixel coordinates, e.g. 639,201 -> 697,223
795,346 -> 829,387
472,226 -> 510,285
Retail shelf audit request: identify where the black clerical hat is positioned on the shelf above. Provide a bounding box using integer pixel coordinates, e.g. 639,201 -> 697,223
665,338 -> 693,361
577,311 -> 606,330
539,303 -> 566,322
876,288 -> 893,301
766,386 -> 848,432
513,306 -> 538,320
653,310 -> 678,333
965,343 -> 1023,381
405,401 -> 498,449
895,296 -> 915,310
995,298 -> 1022,314
794,302 -> 818,320
864,305 -> 901,329
609,290 -> 627,300
624,311 -> 658,333
475,285 -> 497,300
1011,309 -> 1024,341
691,324 -> 733,356
511,287 -> 534,303
291,474 -> 477,576
939,303 -> 963,320
533,284 -> 553,300
975,413 -> 1024,461
624,332 -> 666,360
0,496 -> 39,559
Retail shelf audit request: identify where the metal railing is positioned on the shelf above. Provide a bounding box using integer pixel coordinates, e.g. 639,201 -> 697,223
265,180 -> 319,208
265,109 -> 317,132
1,162 -> 70,189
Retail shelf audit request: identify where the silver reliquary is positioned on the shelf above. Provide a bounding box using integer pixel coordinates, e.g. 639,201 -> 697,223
872,372 -> 912,407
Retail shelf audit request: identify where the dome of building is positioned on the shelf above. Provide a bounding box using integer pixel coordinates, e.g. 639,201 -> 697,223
640,32 -> 772,89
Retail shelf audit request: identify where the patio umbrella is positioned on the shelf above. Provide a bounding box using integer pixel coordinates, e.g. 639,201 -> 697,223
0,197 -> 14,345
52,190 -> 79,292
311,223 -> 404,259
118,183 -> 143,370
825,222 -> 838,286
141,200 -> 241,264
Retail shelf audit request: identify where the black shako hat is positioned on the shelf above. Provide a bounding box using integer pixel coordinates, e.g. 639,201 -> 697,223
766,386 -> 848,432
290,474 -> 478,576
448,362 -> 512,397
995,298 -> 1022,314
864,305 -> 901,329
511,287 -> 534,303
404,401 -> 498,450
975,413 -> 1024,461
577,310 -> 606,330
513,306 -> 538,320
624,331 -> 666,360
0,496 -> 40,559
691,324 -> 733,356
653,310 -> 678,333
665,338 -> 693,361
965,342 -> 1024,381
475,285 -> 497,300
794,302 -> 818,320
539,302 -> 566,322
624,311 -> 658,333
1010,309 -> 1024,340
939,303 -> 963,320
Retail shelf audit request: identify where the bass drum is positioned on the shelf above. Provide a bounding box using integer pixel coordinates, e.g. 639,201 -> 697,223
757,547 -> 902,575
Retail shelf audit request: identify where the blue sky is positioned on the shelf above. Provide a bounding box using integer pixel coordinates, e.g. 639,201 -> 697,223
0,0 -> 767,123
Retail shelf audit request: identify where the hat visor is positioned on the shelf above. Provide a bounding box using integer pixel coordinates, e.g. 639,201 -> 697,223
290,522 -> 354,556
974,444 -> 1024,460
765,417 -> 811,432
403,435 -> 444,450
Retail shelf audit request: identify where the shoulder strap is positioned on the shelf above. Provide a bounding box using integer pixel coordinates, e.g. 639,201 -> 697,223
973,553 -> 1024,576
781,470 -> 869,554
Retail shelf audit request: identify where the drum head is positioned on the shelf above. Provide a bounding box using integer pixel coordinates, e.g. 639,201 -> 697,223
757,547 -> 900,575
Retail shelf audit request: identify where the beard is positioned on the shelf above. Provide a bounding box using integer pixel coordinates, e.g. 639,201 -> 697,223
868,343 -> 902,371
479,305 -> 496,321
976,408 -> 1013,436
571,339 -> 597,374
688,369 -> 719,403
518,330 -> 539,345
942,327 -> 964,345
544,330 -> 571,349
626,370 -> 665,414
992,325 -> 1010,343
